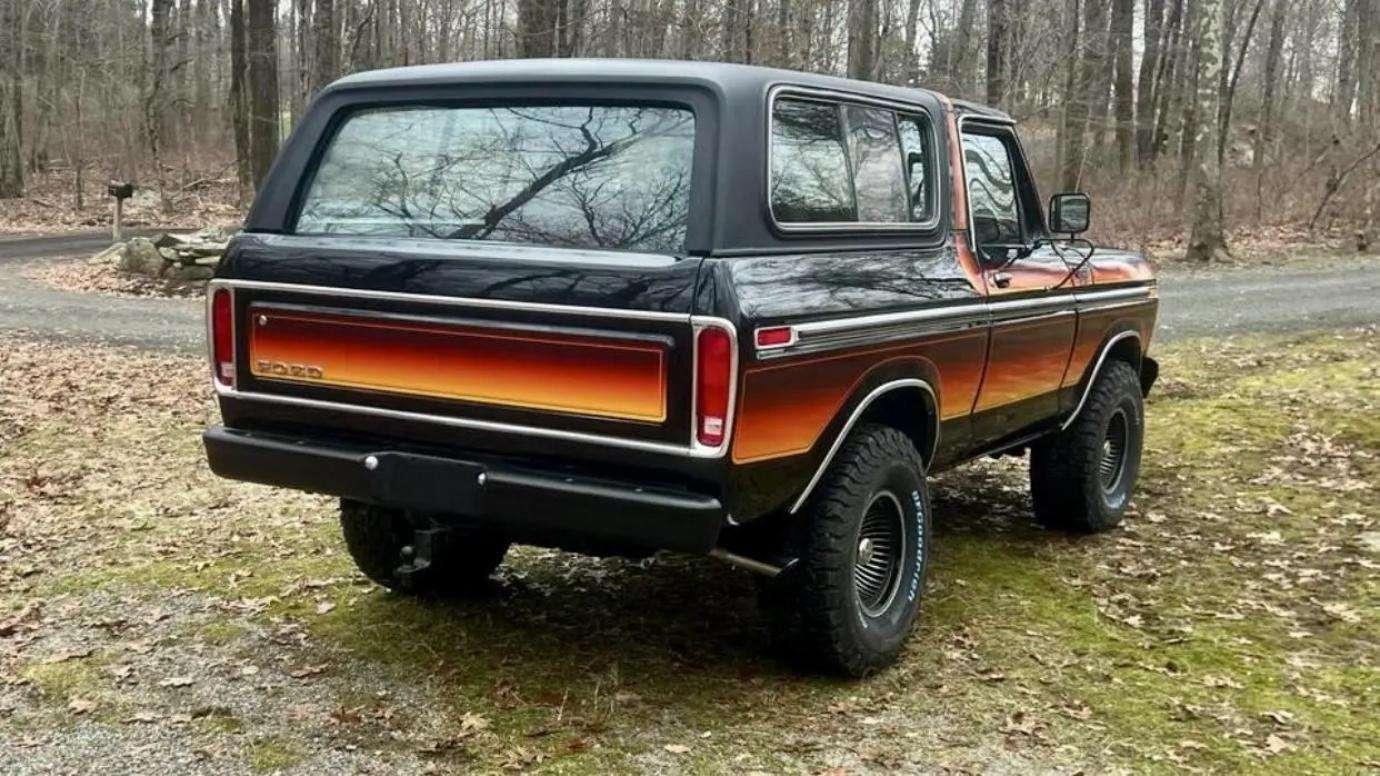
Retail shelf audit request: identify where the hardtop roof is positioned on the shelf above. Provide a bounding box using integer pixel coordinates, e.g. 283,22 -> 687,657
325,58 -> 988,115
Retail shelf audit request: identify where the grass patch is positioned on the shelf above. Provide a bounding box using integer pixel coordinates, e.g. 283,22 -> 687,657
248,737 -> 304,772
2,327 -> 1377,773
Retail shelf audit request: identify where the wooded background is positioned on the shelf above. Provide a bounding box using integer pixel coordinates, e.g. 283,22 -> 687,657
0,0 -> 1377,257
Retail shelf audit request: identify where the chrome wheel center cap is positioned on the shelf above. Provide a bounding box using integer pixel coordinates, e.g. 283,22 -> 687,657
857,537 -> 877,566
1103,440 -> 1112,459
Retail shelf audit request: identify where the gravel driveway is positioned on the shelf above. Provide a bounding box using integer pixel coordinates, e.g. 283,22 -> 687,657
1,232 -> 1377,351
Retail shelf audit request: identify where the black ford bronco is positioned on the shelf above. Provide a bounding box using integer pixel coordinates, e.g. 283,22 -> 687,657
204,60 -> 1158,676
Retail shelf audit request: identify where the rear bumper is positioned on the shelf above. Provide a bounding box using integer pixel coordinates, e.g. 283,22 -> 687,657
203,426 -> 724,553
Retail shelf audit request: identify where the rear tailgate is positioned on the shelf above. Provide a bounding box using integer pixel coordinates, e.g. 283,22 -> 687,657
248,304 -> 670,423
212,235 -> 712,460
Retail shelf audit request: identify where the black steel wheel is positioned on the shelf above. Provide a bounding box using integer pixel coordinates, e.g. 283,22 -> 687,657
1030,359 -> 1145,532
760,423 -> 932,677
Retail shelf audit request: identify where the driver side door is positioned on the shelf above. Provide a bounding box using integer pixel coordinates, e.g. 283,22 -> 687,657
962,122 -> 1078,447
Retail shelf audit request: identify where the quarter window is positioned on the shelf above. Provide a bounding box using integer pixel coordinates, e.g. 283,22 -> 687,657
843,105 -> 907,222
770,96 -> 938,227
770,99 -> 857,223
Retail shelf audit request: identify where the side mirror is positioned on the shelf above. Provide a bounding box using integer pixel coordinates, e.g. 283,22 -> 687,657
1049,192 -> 1091,235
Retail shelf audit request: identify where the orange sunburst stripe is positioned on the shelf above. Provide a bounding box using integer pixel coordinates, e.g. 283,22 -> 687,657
248,308 -> 667,422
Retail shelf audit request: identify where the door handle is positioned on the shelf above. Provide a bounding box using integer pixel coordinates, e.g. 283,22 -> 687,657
992,272 -> 1012,289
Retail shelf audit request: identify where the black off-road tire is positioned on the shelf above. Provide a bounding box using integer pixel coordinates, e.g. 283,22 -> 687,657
1030,359 -> 1145,532
761,424 -> 932,677
339,500 -> 509,594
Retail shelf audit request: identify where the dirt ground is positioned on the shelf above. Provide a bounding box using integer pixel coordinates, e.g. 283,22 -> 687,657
1,327 -> 1377,774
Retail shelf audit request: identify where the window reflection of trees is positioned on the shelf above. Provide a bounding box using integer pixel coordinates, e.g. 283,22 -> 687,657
897,117 -> 931,221
770,100 -> 857,223
844,105 -> 907,223
962,133 -> 1020,245
296,106 -> 694,255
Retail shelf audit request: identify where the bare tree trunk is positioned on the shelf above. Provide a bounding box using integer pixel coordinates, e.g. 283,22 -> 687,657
986,0 -> 1009,106
681,0 -> 701,58
1336,0 -> 1359,121
1186,0 -> 1229,261
953,0 -> 979,93
1218,0 -> 1265,162
1111,0 -> 1135,171
1060,0 -> 1107,190
1356,0 -> 1378,123
247,0 -> 279,190
0,0 -> 22,199
312,0 -> 337,93
902,0 -> 922,82
846,0 -> 878,79
1151,0 -> 1186,163
722,0 -> 742,61
1255,0 -> 1285,170
1056,0 -> 1081,180
518,0 -> 556,57
147,0 -> 174,211
1136,0 -> 1167,166
230,0 -> 252,199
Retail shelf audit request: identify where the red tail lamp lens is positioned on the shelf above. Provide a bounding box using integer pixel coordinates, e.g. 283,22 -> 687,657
211,289 -> 234,387
696,327 -> 732,447
756,326 -> 793,347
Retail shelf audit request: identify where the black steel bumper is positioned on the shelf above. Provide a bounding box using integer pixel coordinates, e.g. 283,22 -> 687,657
203,426 -> 724,553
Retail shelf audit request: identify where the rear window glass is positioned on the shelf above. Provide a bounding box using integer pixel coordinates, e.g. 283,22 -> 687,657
295,105 -> 695,254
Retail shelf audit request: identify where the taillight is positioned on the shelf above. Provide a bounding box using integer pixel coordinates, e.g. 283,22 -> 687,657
695,326 -> 733,448
211,288 -> 235,387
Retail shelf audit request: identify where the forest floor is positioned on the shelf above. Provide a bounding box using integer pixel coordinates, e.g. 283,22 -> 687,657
1,325 -> 1376,774
0,167 -> 242,237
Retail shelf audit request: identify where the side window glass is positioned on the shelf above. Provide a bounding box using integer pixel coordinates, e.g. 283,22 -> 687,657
897,114 -> 934,222
962,131 -> 1022,248
770,99 -> 857,223
842,105 -> 907,223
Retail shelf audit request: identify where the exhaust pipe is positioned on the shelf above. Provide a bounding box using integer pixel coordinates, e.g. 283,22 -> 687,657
709,547 -> 793,577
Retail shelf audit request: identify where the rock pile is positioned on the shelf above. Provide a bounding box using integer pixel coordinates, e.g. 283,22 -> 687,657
94,227 -> 231,288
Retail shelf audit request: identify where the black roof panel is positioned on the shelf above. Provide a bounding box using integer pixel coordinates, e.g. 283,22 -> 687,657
326,58 -> 957,109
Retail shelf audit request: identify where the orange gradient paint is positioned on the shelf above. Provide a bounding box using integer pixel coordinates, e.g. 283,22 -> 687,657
248,307 -> 667,422
732,331 -> 987,463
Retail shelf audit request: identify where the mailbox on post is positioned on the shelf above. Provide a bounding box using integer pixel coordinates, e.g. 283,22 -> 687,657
107,181 -> 135,241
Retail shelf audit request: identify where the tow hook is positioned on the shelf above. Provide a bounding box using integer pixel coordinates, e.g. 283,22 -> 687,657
395,527 -> 448,592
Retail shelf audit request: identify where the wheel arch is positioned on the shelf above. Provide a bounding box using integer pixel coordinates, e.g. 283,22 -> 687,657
1061,329 -> 1144,431
787,360 -> 940,515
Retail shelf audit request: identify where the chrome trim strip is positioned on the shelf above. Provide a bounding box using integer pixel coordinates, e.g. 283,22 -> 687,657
218,387 -> 724,458
788,379 -> 939,514
990,308 -> 1074,328
1060,330 -> 1142,431
211,278 -> 692,322
766,85 -> 943,234
752,285 -> 1152,358
1077,298 -> 1155,315
986,294 -> 1079,317
792,300 -> 991,337
690,316 -> 740,457
1073,286 -> 1154,304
